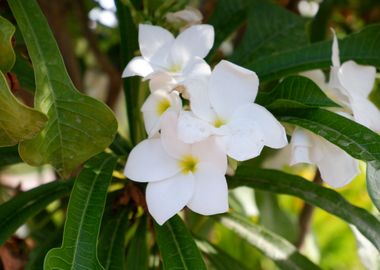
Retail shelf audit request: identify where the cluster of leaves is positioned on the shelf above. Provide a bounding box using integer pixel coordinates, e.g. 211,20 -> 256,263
0,0 -> 380,269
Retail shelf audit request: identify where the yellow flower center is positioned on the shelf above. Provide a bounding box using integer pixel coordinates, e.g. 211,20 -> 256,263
213,117 -> 226,128
178,155 -> 199,174
168,64 -> 182,73
156,98 -> 171,116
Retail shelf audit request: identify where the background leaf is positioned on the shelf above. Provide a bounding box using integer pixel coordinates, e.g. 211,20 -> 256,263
44,153 -> 117,270
0,16 -> 16,72
8,0 -> 118,177
0,71 -> 47,147
219,213 -> 320,270
0,180 -> 73,245
229,166 -> 380,250
154,215 -> 207,270
125,215 -> 148,270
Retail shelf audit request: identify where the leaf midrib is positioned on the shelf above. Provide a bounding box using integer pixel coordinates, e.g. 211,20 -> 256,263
166,222 -> 189,270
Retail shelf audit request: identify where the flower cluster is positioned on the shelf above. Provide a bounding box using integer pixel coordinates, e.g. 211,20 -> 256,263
123,24 -> 288,225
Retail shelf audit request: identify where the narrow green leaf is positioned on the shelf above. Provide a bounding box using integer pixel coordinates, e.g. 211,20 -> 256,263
219,213 -> 320,270
44,153 -> 117,270
0,16 -> 16,72
229,166 -> 380,250
98,207 -> 130,270
230,0 -> 308,64
125,215 -> 148,270
198,240 -> 249,270
256,75 -> 339,109
246,24 -> 380,81
0,180 -> 73,245
0,71 -> 47,146
206,0 -> 248,61
8,0 -> 118,177
154,215 -> 207,270
366,161 -> 380,212
276,108 -> 380,162
0,145 -> 22,167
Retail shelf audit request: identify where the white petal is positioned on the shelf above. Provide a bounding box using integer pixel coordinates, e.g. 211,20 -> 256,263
139,24 -> 174,65
209,60 -> 259,120
299,70 -> 327,90
149,72 -> 176,92
351,97 -> 380,133
233,103 -> 288,149
331,29 -> 340,67
146,173 -> 195,225
182,58 -> 212,80
290,127 -> 314,165
160,111 -> 191,159
191,136 -> 227,174
122,56 -> 154,78
124,139 -> 180,182
177,111 -> 215,144
317,139 -> 360,188
338,60 -> 376,99
170,24 -> 214,66
187,165 -> 228,215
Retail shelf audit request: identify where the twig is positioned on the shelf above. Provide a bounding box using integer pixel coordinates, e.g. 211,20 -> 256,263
295,169 -> 323,249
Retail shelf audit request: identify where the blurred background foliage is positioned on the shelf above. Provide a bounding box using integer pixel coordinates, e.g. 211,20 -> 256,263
0,0 -> 380,269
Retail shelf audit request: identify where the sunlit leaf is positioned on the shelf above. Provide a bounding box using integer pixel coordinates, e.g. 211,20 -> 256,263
229,166 -> 380,250
44,153 -> 117,270
8,0 -> 118,177
0,16 -> 16,72
366,161 -> 380,212
154,215 -> 207,270
219,213 -> 320,270
0,71 -> 47,147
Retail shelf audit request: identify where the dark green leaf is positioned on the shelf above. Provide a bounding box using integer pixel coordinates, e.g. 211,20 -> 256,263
206,0 -> 248,61
125,215 -> 148,270
276,108 -> 380,162
229,166 -> 380,250
8,0 -> 118,177
256,75 -> 339,109
246,24 -> 380,81
44,153 -> 117,270
0,145 -> 22,167
366,161 -> 380,212
219,213 -> 320,270
230,0 -> 308,64
0,180 -> 73,245
0,71 -> 47,147
12,52 -> 35,93
154,215 -> 207,270
0,16 -> 16,72
98,207 -> 130,270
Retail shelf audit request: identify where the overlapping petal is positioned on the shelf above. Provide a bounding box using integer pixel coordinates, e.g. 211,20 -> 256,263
122,56 -> 154,78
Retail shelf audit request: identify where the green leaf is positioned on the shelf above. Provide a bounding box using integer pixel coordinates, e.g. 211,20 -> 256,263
246,24 -> 380,81
154,215 -> 207,270
198,240 -> 249,270
256,75 -> 339,109
206,0 -> 248,61
230,0 -> 308,64
0,145 -> 22,167
366,161 -> 380,212
276,108 -> 380,162
44,153 -> 117,270
0,16 -> 16,72
98,207 -> 130,270
219,213 -> 320,270
229,166 -> 380,250
0,180 -> 73,245
125,215 -> 148,270
8,0 -> 118,177
0,71 -> 47,147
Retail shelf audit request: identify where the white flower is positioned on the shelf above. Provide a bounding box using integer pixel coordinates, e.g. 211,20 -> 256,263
166,7 -> 203,30
122,24 -> 213,84
124,112 -> 228,225
177,60 -> 288,161
141,73 -> 182,137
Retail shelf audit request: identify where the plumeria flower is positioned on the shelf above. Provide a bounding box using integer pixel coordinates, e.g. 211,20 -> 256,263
177,60 -> 288,161
289,31 -> 378,187
141,73 -> 182,137
166,7 -> 203,30
124,112 -> 228,225
122,24 -> 213,85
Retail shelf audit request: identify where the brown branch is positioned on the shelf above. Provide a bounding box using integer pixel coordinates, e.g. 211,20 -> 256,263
73,0 -> 123,110
295,170 -> 323,249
